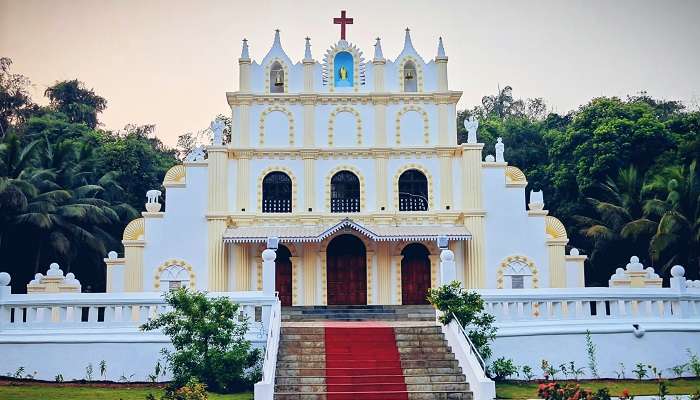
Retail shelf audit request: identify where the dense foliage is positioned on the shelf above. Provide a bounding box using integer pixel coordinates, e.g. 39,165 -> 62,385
427,280 -> 497,360
1,57 -> 698,291
458,87 -> 700,285
140,289 -> 261,393
0,57 -> 177,292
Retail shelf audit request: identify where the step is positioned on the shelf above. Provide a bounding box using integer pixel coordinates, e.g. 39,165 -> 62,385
274,391 -> 472,400
275,382 -> 469,393
276,374 -> 465,385
276,360 -> 460,371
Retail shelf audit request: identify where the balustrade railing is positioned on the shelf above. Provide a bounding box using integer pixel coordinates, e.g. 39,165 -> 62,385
262,198 -> 291,213
477,288 -> 700,322
331,197 -> 360,213
0,291 -> 277,336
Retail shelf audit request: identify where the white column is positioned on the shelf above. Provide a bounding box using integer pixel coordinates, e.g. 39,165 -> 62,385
439,249 -> 456,285
262,248 -> 276,297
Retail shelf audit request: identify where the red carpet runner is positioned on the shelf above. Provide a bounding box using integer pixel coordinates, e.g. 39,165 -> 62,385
324,325 -> 408,400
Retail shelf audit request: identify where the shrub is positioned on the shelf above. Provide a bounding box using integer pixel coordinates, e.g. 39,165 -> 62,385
141,288 -> 261,393
585,330 -> 599,378
688,349 -> 700,377
521,365 -> 535,381
538,382 -> 610,400
490,357 -> 518,381
632,363 -> 648,380
427,280 -> 497,360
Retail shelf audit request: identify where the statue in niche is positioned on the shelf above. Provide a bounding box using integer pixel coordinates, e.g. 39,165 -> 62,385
338,65 -> 348,81
464,116 -> 479,144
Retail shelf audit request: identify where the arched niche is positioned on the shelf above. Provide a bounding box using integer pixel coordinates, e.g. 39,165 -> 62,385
402,60 -> 418,92
266,59 -> 288,93
259,106 -> 294,147
333,51 -> 354,87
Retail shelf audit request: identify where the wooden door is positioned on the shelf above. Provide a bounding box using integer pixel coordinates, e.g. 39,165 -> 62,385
327,235 -> 367,305
275,245 -> 293,306
401,244 -> 431,305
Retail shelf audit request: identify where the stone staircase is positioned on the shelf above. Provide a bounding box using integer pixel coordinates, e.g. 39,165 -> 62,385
281,305 -> 436,322
274,307 -> 472,400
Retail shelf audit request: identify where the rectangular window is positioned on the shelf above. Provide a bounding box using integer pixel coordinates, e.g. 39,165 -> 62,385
511,275 -> 524,289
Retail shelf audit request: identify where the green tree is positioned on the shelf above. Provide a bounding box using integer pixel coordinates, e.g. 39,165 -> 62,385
0,58 -> 36,137
44,80 -> 107,129
141,289 -> 261,393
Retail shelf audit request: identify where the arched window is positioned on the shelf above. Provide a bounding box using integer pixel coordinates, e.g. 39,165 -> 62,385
503,259 -> 533,289
330,171 -> 360,213
159,264 -> 191,292
270,61 -> 285,93
262,172 -> 292,213
398,169 -> 428,211
403,61 -> 417,92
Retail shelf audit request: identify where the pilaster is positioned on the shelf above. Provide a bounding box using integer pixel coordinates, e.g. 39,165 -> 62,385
302,150 -> 316,211
238,58 -> 251,92
373,60 -> 386,91
375,150 -> 388,211
206,147 -> 229,291
303,245 -> 317,305
303,60 -> 315,92
438,148 -> 453,210
429,254 -> 440,289
392,255 -> 403,305
207,217 -> 228,291
373,97 -> 387,146
461,144 -> 484,209
547,238 -> 569,288
376,242 -> 391,304
236,151 -> 251,212
233,243 -> 250,291
463,215 -> 486,288
435,57 -> 448,91
438,102 -> 450,145
123,241 -> 145,292
302,96 -> 315,147
290,256 -> 300,304
238,96 -> 252,147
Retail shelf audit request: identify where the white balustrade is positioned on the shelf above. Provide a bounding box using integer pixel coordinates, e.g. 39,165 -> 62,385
254,297 -> 282,400
0,291 -> 277,338
477,288 -> 700,323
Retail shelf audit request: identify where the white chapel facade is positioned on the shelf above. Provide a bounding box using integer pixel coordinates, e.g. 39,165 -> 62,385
109,12 -> 586,306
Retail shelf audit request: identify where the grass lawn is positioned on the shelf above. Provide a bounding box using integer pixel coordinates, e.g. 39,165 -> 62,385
496,378 -> 700,399
0,384 -> 252,400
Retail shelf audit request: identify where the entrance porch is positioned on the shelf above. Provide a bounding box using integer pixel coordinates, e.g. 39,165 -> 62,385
223,218 -> 470,306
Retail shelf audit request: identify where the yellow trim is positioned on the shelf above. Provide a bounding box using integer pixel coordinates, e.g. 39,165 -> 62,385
545,216 -> 568,239
123,218 -> 145,241
325,165 -> 366,213
264,58 -> 289,94
226,91 -> 463,106
505,166 -> 527,185
367,250 -> 374,304
257,166 -> 298,213
163,165 -> 186,186
258,106 -> 295,146
496,255 -> 539,289
398,56 -> 424,92
392,164 -> 435,211
395,105 -> 430,145
153,259 -> 196,290
328,106 -> 362,146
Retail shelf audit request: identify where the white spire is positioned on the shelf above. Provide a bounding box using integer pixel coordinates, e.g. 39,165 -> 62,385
373,37 -> 384,61
240,38 -> 249,59
402,27 -> 416,53
272,29 -> 282,50
304,37 -> 312,60
437,36 -> 447,59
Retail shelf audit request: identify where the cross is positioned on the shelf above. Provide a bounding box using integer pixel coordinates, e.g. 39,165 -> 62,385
333,10 -> 353,40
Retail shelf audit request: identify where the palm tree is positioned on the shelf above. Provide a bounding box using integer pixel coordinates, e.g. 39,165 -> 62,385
644,161 -> 700,278
574,166 -> 658,284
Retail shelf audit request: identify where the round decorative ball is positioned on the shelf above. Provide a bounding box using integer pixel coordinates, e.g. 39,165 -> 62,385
670,265 -> 685,278
570,248 -> 579,256
440,250 -> 454,262
262,249 -> 277,262
630,256 -> 639,263
0,272 -> 10,286
108,251 -> 118,259
66,273 -> 75,280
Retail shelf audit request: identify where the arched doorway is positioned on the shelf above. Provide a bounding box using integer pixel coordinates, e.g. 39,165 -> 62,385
401,243 -> 431,305
275,245 -> 293,306
326,234 -> 367,305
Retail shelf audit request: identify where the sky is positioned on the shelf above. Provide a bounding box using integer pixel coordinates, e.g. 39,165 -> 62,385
1,0 -> 700,147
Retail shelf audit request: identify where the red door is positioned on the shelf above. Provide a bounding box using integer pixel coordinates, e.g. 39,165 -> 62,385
275,245 -> 293,306
327,235 -> 367,305
401,244 -> 431,305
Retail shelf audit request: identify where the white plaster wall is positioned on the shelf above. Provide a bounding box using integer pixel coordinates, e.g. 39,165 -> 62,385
400,111 -> 426,146
143,165 -> 209,291
451,158 -> 464,211
491,327 -> 700,379
481,166 -> 549,289
262,111 -> 292,148
227,159 -> 239,212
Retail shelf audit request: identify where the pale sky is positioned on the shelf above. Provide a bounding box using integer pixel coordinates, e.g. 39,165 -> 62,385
2,0 -> 699,146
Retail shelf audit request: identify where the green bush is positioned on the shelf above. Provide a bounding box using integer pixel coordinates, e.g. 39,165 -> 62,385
490,357 -> 518,381
427,280 -> 497,360
141,289 -> 261,393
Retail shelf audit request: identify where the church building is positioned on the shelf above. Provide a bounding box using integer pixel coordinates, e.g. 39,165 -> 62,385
108,12 -> 586,306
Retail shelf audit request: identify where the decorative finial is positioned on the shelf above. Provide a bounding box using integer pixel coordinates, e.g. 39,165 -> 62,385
403,27 -> 415,52
437,36 -> 447,58
240,38 -> 249,59
373,37 -> 384,61
304,37 -> 312,60
272,29 -> 281,49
